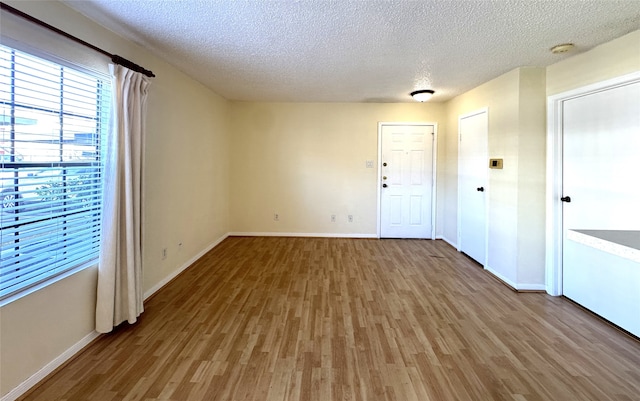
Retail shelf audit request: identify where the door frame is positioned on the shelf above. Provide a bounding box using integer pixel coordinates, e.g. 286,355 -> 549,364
376,122 -> 438,239
545,71 -> 640,296
456,108 -> 489,267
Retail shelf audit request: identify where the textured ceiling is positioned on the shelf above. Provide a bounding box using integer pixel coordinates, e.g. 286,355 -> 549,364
62,0 -> 640,103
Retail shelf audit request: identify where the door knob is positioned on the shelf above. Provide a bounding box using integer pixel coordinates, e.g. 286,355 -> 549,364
382,183 -> 388,188
476,187 -> 484,192
560,196 -> 571,203
383,162 -> 387,167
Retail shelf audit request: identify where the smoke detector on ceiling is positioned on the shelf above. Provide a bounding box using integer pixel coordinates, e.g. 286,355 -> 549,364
550,43 -> 575,54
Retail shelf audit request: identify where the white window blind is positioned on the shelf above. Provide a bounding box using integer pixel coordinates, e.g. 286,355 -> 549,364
0,45 -> 110,302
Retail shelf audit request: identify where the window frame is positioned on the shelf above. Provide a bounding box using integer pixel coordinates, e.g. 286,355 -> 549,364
0,44 -> 111,306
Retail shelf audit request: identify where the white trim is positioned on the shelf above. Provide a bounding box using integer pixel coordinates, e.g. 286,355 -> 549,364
545,71 -> 640,296
545,89 -> 564,296
431,125 -> 439,240
485,266 -> 517,289
515,284 -> 547,291
377,122 -> 438,240
143,233 -> 230,300
1,331 -> 100,401
0,260 -> 98,307
376,125 -> 383,239
456,108 -> 489,267
0,43 -> 109,307
437,235 -> 458,249
229,232 -> 378,239
0,36 -> 110,81
486,266 -> 546,291
2,233 -> 232,401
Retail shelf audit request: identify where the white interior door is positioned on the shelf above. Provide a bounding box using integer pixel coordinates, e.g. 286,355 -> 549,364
380,124 -> 434,239
562,80 -> 640,336
458,110 -> 488,265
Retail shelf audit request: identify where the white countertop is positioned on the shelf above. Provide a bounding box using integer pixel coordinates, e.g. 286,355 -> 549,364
567,230 -> 640,263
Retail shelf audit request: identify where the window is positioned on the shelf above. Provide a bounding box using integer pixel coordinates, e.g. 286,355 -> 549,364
0,45 -> 110,302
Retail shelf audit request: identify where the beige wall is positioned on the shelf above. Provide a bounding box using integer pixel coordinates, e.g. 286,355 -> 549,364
444,69 -> 521,254
440,29 -> 640,289
516,68 -> 547,285
543,29 -> 639,293
547,30 -> 640,96
229,102 -> 446,236
1,1 -> 637,397
0,268 -> 98,398
0,1 -> 231,396
444,67 -> 546,288
142,65 -> 230,292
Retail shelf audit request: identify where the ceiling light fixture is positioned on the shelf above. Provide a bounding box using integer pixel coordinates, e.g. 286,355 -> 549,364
411,89 -> 435,102
550,43 -> 575,54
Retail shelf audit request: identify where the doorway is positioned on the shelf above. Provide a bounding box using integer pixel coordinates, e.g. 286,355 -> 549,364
457,109 -> 488,265
378,123 -> 436,239
546,72 -> 640,336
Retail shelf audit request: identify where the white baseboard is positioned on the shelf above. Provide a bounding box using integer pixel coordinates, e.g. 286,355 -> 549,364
4,232 -> 547,401
143,233 -> 230,300
485,266 -> 518,289
2,233 -> 232,401
437,235 -> 457,249
485,266 -> 545,291
228,232 -> 378,239
515,283 -> 546,291
1,331 -> 100,401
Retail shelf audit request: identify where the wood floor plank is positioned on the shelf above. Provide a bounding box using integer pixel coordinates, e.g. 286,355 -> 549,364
18,237 -> 640,401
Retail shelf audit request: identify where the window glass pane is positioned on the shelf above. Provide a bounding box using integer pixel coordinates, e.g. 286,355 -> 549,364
0,48 -> 10,104
13,106 -> 60,162
13,53 -> 61,111
0,44 -> 109,303
62,116 -> 98,162
63,69 -> 98,117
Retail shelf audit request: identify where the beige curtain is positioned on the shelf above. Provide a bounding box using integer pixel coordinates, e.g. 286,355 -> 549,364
96,64 -> 150,333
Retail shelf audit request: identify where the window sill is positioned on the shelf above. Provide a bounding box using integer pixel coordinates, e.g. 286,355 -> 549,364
0,259 -> 98,307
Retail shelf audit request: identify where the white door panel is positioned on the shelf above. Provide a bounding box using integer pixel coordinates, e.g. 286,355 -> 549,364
562,81 -> 640,336
380,124 -> 434,239
563,82 -> 640,229
458,110 -> 488,265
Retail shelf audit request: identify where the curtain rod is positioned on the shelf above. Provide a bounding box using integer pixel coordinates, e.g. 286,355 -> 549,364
0,2 -> 155,78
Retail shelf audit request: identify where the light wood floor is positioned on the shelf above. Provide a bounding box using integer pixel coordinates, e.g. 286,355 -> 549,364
21,237 -> 640,401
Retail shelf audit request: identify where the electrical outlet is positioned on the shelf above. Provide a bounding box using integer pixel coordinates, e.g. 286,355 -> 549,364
366,160 -> 374,168
348,215 -> 353,223
331,214 -> 336,222
162,248 -> 167,260
274,213 -> 279,221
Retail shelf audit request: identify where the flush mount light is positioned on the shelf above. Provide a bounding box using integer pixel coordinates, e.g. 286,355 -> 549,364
410,89 -> 435,102
550,43 -> 575,54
